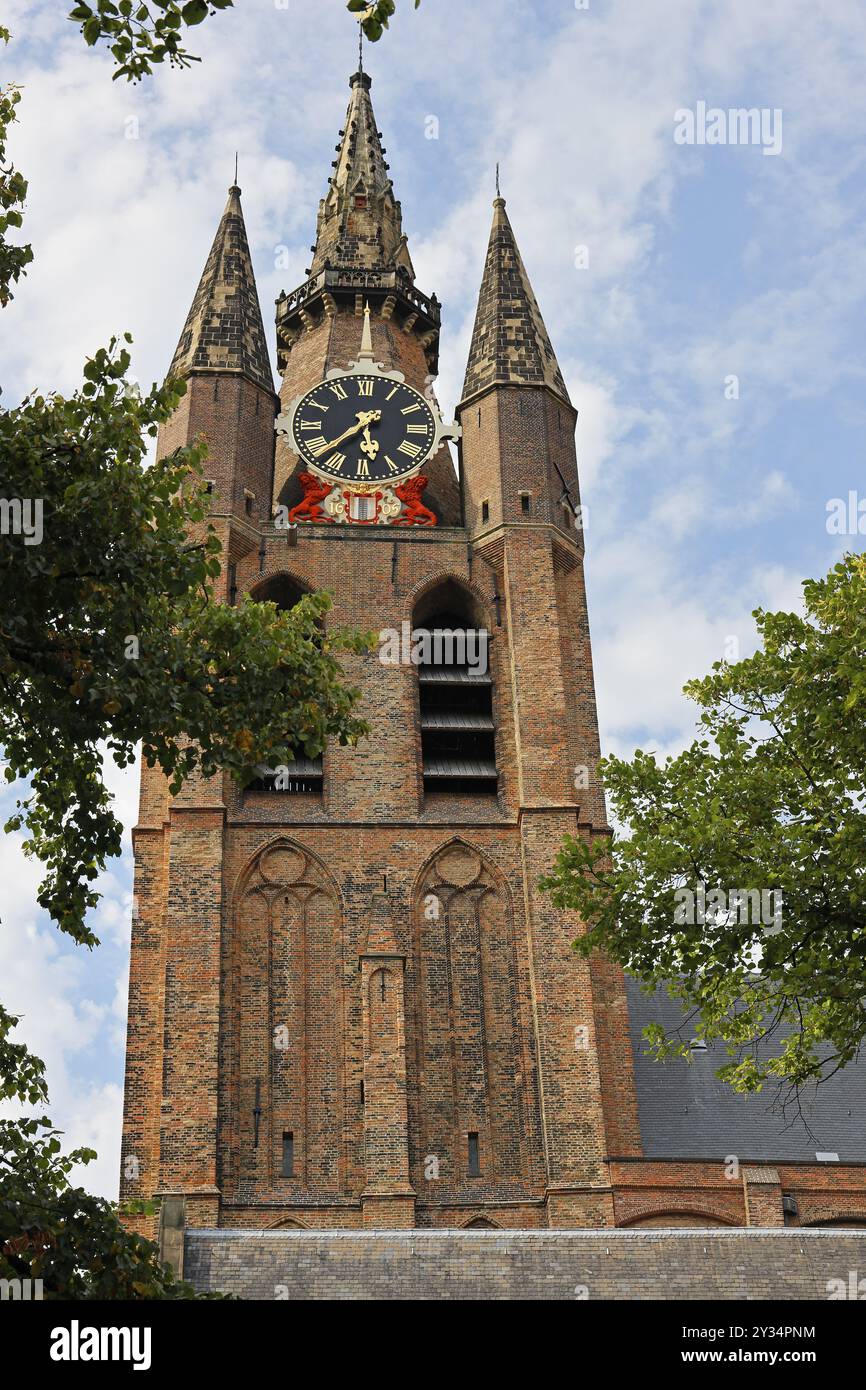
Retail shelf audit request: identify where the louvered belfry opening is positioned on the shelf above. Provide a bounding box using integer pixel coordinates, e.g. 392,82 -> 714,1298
247,574 -> 323,795
415,584 -> 497,796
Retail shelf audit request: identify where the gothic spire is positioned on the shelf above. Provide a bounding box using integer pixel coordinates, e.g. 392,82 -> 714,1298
309,70 -> 414,279
461,196 -> 570,407
168,183 -> 274,394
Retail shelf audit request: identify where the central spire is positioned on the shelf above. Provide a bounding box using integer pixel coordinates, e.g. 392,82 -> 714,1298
275,66 -> 441,379
309,69 -> 414,279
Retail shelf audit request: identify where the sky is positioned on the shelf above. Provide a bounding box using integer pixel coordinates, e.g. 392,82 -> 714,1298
1,0 -> 865,1200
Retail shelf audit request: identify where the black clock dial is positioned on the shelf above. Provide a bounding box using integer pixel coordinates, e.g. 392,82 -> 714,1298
291,374 -> 437,484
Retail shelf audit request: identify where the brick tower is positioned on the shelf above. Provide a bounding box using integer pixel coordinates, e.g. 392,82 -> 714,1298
120,64 -> 641,1238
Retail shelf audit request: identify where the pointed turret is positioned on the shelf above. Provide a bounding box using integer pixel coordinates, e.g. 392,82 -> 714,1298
461,196 -> 569,408
310,70 -> 413,278
158,183 -> 277,534
457,196 -> 579,538
169,184 -> 273,394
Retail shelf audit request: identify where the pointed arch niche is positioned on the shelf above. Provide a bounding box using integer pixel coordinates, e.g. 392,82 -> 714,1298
411,578 -> 498,797
246,575 -> 324,795
226,840 -> 349,1194
410,840 -> 533,1191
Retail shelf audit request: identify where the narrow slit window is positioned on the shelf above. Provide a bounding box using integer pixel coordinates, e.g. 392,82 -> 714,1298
468,1132 -> 480,1177
281,1131 -> 294,1178
481,500 -> 490,524
519,492 -> 531,515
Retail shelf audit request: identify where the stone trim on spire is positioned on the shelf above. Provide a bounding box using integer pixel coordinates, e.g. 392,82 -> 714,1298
460,197 -> 570,408
169,184 -> 274,395
310,70 -> 414,278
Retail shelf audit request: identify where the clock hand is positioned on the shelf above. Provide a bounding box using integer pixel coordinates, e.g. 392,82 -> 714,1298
320,409 -> 381,452
360,424 -> 380,460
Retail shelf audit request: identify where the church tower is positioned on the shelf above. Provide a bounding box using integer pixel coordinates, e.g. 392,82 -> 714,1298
120,64 -> 641,1238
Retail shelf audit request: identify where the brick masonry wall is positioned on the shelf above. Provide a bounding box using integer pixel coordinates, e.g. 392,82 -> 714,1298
157,370 -> 277,526
458,385 -> 579,537
184,1228 -> 866,1300
609,1160 -> 866,1229
122,213 -> 866,1238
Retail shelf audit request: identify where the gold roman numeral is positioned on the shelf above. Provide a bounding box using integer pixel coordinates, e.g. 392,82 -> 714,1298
309,399 -> 328,412
357,378 -> 375,396
401,402 -> 423,415
325,452 -> 346,471
406,423 -> 428,434
356,458 -> 370,477
307,436 -> 329,457
384,455 -> 399,473
385,385 -> 399,401
398,439 -> 423,459
298,419 -> 319,431
328,382 -> 349,400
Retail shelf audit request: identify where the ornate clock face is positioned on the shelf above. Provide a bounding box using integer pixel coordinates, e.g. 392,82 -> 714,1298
290,374 -> 438,485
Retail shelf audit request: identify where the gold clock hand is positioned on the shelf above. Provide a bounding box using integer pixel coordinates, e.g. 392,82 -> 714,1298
360,424 -> 380,460
320,409 -> 381,452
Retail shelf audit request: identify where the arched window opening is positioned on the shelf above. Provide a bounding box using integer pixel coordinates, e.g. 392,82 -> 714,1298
246,574 -> 323,796
249,574 -> 309,612
414,582 -> 497,797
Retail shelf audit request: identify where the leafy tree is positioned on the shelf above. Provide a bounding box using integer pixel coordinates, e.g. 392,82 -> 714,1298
68,0 -> 235,82
68,0 -> 419,82
0,1005 -> 223,1297
542,553 -> 866,1094
0,38 -> 371,948
347,1 -> 418,46
0,13 -> 369,1295
2,336 -> 370,945
0,29 -> 32,306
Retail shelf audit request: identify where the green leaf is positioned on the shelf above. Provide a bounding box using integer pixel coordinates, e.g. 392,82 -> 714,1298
181,0 -> 209,24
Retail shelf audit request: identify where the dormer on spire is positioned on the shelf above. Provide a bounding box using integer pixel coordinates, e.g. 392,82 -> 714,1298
169,183 -> 273,394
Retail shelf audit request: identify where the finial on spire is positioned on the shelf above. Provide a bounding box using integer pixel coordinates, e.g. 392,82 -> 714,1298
495,162 -> 500,198
233,151 -> 238,187
359,18 -> 364,73
359,299 -> 374,359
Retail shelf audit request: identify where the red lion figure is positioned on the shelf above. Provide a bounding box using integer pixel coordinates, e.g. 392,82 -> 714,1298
394,474 -> 437,527
288,472 -> 335,524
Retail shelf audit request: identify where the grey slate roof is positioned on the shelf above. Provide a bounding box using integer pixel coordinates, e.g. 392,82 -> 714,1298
625,975 -> 866,1164
460,196 -> 571,408
169,185 -> 274,395
185,1228 -> 866,1301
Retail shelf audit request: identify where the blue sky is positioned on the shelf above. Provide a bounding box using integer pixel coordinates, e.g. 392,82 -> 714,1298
1,0 -> 865,1198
